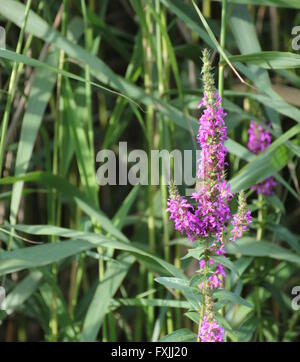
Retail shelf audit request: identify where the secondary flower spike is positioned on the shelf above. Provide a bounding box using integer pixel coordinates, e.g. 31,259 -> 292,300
248,120 -> 276,195
231,191 -> 252,242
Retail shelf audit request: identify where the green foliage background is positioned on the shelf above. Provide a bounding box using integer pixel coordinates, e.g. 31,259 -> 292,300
0,0 -> 300,341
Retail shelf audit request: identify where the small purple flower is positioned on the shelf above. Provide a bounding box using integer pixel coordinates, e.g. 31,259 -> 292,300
199,259 -> 226,290
166,193 -> 200,242
248,120 -> 276,195
231,210 -> 252,242
251,177 -> 277,196
198,313 -> 225,342
192,180 -> 232,239
248,120 -> 272,155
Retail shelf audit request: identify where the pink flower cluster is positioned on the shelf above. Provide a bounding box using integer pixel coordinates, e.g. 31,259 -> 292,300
193,93 -> 232,239
196,93 -> 228,182
248,121 -> 272,154
230,210 -> 252,242
248,120 -> 276,195
199,259 -> 226,289
198,313 -> 225,342
167,91 -> 251,289
167,93 -> 232,242
167,195 -> 201,242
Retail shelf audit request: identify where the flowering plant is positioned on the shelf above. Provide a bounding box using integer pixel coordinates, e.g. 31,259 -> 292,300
167,50 -> 252,342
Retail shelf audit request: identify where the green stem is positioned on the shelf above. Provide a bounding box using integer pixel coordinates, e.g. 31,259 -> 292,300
257,193 -> 264,241
0,0 -> 32,175
70,252 -> 84,319
97,245 -> 108,342
1,19 -> 35,289
49,0 -> 67,341
218,0 -> 227,100
143,4 -> 155,340
108,311 -> 117,342
202,0 -> 211,18
144,14 -> 155,255
197,247 -> 208,342
255,192 -> 264,341
154,0 -> 174,336
80,0 -> 109,341
174,239 -> 181,330
155,0 -> 169,264
80,0 -> 94,161
135,264 -> 145,340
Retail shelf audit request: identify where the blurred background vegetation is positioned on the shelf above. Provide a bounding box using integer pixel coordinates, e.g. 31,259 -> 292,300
0,0 -> 300,342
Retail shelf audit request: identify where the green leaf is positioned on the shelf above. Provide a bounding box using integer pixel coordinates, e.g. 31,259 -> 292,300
81,253 -> 135,341
229,3 -> 282,131
267,223 -> 300,252
160,328 -> 197,342
0,172 -> 128,242
160,0 -> 212,46
9,19 -> 84,227
213,290 -> 253,309
3,224 -> 185,279
63,79 -> 98,205
86,9 -> 131,61
3,270 -> 43,316
0,238 -> 98,276
184,311 -> 200,325
225,0 -> 300,8
229,52 -> 300,69
212,255 -> 241,276
112,185 -> 141,230
155,277 -> 191,290
226,237 -> 300,265
155,277 -> 200,309
181,246 -> 205,261
10,51 -> 58,226
274,173 -> 299,200
226,91 -> 300,124
111,298 -> 190,309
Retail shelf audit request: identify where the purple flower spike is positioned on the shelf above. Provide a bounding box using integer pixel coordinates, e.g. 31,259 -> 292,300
248,120 -> 276,195
166,49 -> 253,343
